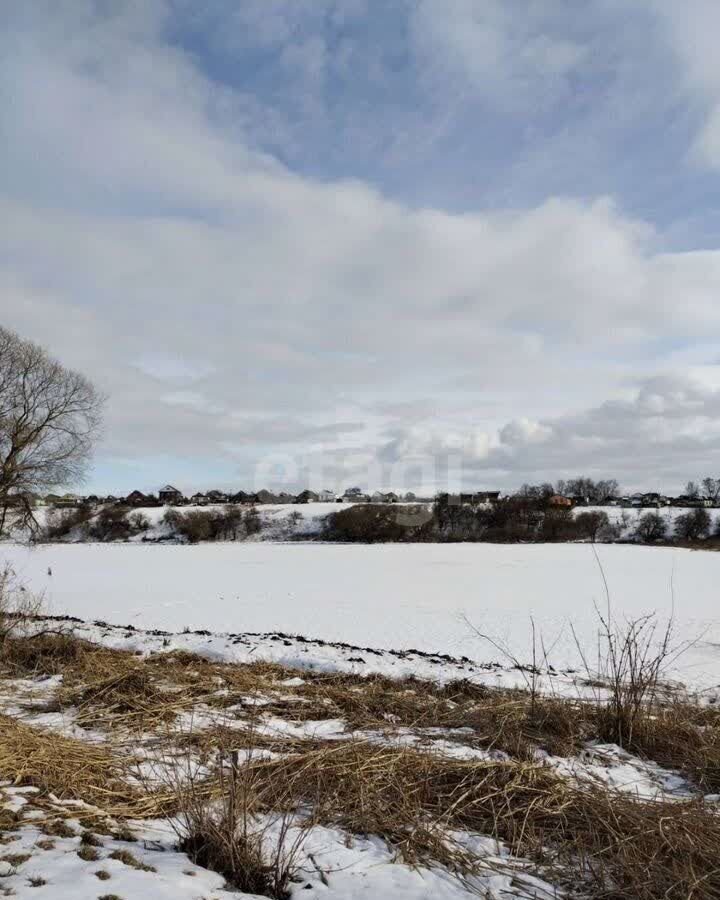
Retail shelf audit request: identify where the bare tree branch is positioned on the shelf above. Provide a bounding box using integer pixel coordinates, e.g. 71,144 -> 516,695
0,325 -> 105,534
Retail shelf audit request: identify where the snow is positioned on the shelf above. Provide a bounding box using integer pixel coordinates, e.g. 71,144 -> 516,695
0,785 -> 563,899
543,743 -> 695,800
3,541 -> 720,692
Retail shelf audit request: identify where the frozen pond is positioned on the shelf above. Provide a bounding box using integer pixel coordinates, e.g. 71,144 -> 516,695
3,542 -> 720,689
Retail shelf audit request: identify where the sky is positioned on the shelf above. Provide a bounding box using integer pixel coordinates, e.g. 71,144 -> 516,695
3,1 -> 720,495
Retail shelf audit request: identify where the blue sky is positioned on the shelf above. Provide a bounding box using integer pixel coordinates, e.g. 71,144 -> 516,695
3,0 -> 720,494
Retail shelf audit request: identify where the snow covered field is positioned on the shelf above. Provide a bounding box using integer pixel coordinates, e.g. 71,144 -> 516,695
3,542 -> 720,692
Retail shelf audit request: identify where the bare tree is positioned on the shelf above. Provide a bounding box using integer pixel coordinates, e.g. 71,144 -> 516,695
0,326 -> 104,533
701,477 -> 720,503
635,511 -> 667,543
554,477 -> 620,504
685,480 -> 700,500
675,507 -> 711,541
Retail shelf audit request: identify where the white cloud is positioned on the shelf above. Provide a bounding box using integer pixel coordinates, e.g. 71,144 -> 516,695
410,0 -> 586,114
647,0 -> 720,168
1,2 -> 720,492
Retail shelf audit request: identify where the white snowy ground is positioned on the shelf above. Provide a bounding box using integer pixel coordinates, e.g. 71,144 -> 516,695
0,617 -> 710,900
0,783 -> 563,900
0,626 -> 573,900
2,541 -> 720,695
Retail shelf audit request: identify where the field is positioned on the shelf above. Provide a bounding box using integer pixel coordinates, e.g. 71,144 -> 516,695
3,541 -> 720,694
3,540 -> 720,898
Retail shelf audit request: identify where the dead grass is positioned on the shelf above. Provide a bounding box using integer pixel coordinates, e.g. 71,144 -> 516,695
3,631 -> 720,897
0,853 -> 31,867
0,714 -> 131,807
234,740 -> 720,899
173,747 -> 313,900
0,715 -> 177,820
108,849 -> 156,873
1,632 -> 89,677
614,703 -> 720,793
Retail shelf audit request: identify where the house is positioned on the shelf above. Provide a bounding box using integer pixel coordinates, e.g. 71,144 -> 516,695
371,491 -> 400,503
295,490 -> 319,504
343,491 -> 370,503
436,492 -> 501,507
247,489 -> 280,505
475,491 -> 501,504
317,490 -> 335,502
206,490 -> 229,504
639,493 -> 670,508
52,493 -> 81,508
159,485 -> 184,506
126,490 -> 151,507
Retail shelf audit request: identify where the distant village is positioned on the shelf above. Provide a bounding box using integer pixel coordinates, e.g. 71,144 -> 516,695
34,486 -> 720,510
41,485 -> 421,509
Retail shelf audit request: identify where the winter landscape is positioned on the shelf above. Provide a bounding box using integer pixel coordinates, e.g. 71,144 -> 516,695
5,3 -> 720,899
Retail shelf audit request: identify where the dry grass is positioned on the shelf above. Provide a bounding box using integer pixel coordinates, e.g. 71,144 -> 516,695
0,714 -> 176,819
288,672 -> 590,758
170,747 -> 311,899
231,740 -> 720,899
612,703 -> 720,793
3,630 -> 720,898
1,632 -> 88,677
0,714 -> 131,806
108,849 -> 156,873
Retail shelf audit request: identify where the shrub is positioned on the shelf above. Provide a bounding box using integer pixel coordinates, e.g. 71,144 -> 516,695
179,510 -> 215,543
174,749 -> 308,898
574,511 -> 610,542
89,505 -> 133,541
635,512 -> 667,543
243,507 -> 262,536
432,496 -> 544,543
322,504 -> 430,542
128,511 -> 150,533
163,505 -> 254,543
0,566 -> 43,652
674,507 -> 711,541
42,505 -> 93,540
538,507 -> 578,542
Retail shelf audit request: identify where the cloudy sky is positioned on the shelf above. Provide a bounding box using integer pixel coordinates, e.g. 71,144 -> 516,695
3,1 -> 720,495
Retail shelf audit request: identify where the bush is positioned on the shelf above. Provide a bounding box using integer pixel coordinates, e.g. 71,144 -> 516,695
243,507 -> 262,536
0,566 -> 43,650
89,505 -> 134,541
574,511 -> 610,542
434,496 -> 544,543
538,508 -> 578,542
174,748 -> 307,898
163,505 -> 255,543
128,511 -> 150,533
674,507 -> 711,541
43,505 -> 93,540
323,504 -> 430,542
635,512 -> 667,543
